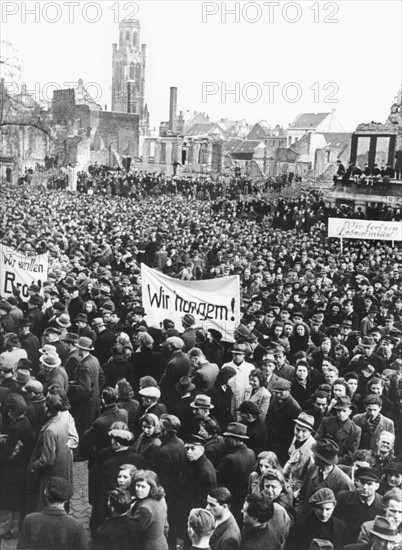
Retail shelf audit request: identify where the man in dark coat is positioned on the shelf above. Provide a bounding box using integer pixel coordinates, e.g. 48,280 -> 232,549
173,376 -> 198,437
333,467 -> 385,544
159,336 -> 191,409
238,401 -> 267,457
93,488 -> 140,550
67,286 -> 84,322
18,477 -> 88,550
315,396 -> 361,461
68,337 -> 105,459
285,488 -> 349,550
174,435 -> 217,543
216,423 -> 256,525
20,318 -> 41,375
181,313 -> 197,351
26,295 -> 46,340
153,414 -> 186,550
240,493 -> 275,550
92,318 -> 115,366
83,387 -> 128,465
62,333 -> 81,380
265,379 -> 301,465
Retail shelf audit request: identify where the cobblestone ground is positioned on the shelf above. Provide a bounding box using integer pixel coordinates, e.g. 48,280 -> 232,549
0,460 -> 91,550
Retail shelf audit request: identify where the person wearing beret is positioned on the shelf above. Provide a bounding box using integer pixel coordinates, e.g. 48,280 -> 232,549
315,396 -> 361,462
181,313 -> 197,352
67,285 -> 85,323
173,434 -> 217,546
265,378 -> 302,465
284,488 -> 349,550
333,467 -> 385,544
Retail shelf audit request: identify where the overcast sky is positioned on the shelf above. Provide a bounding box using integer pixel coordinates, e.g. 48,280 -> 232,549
1,0 -> 401,132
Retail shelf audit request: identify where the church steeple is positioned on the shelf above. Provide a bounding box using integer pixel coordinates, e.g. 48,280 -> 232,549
111,20 -> 149,135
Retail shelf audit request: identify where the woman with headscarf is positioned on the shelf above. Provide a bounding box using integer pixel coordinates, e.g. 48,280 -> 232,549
132,413 -> 162,468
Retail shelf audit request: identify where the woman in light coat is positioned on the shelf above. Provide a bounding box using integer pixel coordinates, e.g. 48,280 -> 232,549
283,412 -> 316,494
26,393 -> 72,513
243,369 -> 271,420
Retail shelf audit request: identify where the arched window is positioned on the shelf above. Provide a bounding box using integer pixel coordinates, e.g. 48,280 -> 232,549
129,62 -> 135,80
126,31 -> 130,43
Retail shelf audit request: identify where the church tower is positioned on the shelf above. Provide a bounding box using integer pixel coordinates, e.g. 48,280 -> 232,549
112,20 -> 149,135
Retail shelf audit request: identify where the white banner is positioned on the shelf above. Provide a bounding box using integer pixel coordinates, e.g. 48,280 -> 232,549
141,264 -> 240,342
328,218 -> 402,241
0,244 -> 49,300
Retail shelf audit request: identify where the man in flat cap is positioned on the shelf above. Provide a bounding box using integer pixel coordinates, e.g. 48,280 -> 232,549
316,396 -> 361,461
265,378 -> 301,465
181,313 -> 197,351
285,488 -> 349,550
334,467 -> 385,544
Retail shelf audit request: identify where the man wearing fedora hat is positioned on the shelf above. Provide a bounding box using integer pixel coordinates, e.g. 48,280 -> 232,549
61,333 -> 81,379
10,368 -> 31,396
216,422 -> 255,525
283,412 -> 316,493
345,515 -> 402,550
69,337 -> 104,459
74,313 -> 96,342
222,344 -> 255,420
315,396 -> 361,461
358,488 -> 402,547
27,294 -> 46,340
299,439 -> 354,515
285,488 -> 349,550
42,327 -> 68,365
173,376 -> 198,437
334,467 -> 385,544
67,285 -> 85,322
129,305 -> 148,335
39,353 -> 69,394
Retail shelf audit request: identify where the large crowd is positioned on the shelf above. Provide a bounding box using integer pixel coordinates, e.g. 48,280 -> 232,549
0,175 -> 402,550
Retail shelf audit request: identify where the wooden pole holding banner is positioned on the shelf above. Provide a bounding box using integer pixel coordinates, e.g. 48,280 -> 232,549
340,238 -> 343,254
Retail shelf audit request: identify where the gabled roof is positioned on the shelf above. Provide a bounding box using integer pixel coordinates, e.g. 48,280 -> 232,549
186,122 -> 215,136
183,112 -> 210,133
225,139 -> 243,153
234,140 -> 265,154
322,132 -> 351,149
247,122 -> 271,140
289,113 -> 330,129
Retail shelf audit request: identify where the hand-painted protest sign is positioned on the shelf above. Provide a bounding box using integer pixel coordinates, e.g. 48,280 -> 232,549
0,244 -> 49,300
328,218 -> 402,241
141,264 -> 240,342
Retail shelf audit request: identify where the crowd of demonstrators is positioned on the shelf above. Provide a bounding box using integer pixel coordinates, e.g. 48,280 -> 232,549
1,177 -> 402,550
